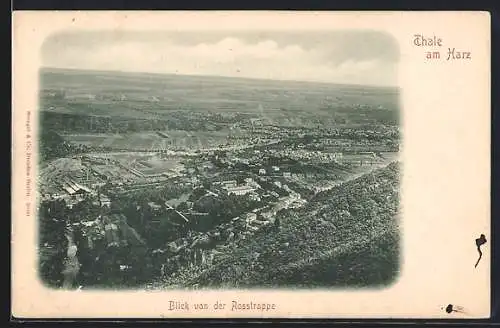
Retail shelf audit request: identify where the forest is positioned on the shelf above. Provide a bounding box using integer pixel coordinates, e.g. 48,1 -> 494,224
156,162 -> 401,289
39,162 -> 400,289
38,182 -> 264,288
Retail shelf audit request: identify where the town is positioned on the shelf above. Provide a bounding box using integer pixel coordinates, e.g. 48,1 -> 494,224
38,68 -> 401,289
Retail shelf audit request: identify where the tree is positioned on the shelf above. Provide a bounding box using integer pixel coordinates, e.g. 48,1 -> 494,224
39,199 -> 68,288
177,202 -> 189,212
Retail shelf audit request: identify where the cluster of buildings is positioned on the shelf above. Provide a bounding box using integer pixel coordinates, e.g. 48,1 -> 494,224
40,176 -> 94,205
72,213 -> 146,256
339,152 -> 385,167
40,175 -> 115,210
211,179 -> 262,201
75,154 -> 190,194
274,149 -> 344,163
214,179 -> 257,196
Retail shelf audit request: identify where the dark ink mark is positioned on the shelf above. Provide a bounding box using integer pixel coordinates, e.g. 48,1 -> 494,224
444,304 -> 464,314
475,234 -> 487,268
72,18 -> 75,22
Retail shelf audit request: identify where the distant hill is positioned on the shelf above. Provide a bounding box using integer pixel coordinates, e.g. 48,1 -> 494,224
40,67 -> 400,93
39,67 -> 401,120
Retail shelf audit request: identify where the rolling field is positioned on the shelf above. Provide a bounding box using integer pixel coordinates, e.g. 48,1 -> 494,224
85,152 -> 182,166
61,130 -> 233,151
132,156 -> 183,176
40,67 -> 400,122
39,152 -> 185,194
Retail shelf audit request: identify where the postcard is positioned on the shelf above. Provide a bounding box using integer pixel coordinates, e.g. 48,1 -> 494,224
11,11 -> 491,319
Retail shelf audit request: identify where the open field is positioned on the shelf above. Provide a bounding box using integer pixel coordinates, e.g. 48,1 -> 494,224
85,152 -> 182,167
132,156 -> 183,176
40,67 -> 400,124
61,130 -> 234,151
39,152 -> 186,195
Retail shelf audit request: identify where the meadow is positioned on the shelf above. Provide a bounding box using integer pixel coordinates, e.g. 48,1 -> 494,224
61,130 -> 232,151
40,67 -> 400,124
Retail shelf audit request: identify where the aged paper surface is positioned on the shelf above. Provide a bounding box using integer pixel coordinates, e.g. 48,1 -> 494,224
12,11 -> 490,318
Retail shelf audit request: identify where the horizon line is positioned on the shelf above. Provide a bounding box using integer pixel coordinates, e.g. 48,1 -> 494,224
40,66 -> 400,90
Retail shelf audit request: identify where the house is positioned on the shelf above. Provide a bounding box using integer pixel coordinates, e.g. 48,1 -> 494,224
259,169 -> 266,175
238,158 -> 250,165
165,193 -> 190,209
248,192 -> 261,202
283,172 -> 291,178
61,180 -> 92,197
201,161 -> 215,170
261,211 -> 273,220
246,213 -> 257,223
262,193 -> 273,201
148,202 -> 163,212
220,180 -> 237,188
226,185 -> 255,196
98,194 -> 111,207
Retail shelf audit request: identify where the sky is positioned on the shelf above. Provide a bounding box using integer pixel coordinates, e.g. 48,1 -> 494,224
41,30 -> 400,87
